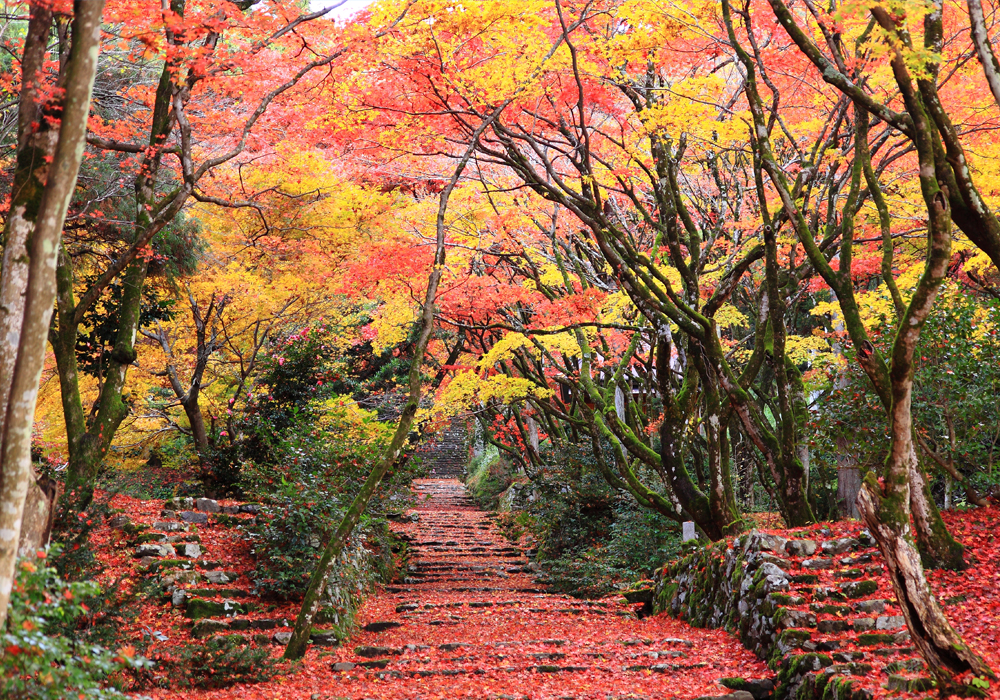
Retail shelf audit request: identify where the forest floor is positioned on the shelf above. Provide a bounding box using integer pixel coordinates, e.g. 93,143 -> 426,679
88,478 -> 1000,700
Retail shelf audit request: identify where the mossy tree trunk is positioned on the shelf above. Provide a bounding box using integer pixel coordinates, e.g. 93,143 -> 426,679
0,0 -> 106,632
55,34 -> 176,510
0,5 -> 57,441
282,106 -> 507,661
723,0 -> 963,563
855,7 -> 993,689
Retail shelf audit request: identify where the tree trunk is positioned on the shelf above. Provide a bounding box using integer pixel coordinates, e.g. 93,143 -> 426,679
855,12 -> 993,685
858,467 -> 992,688
0,0 -> 106,632
17,475 -> 59,558
658,343 -> 728,539
0,6 -> 55,440
282,105 -> 507,660
837,464 -> 861,519
52,248 -> 88,473
183,394 -> 211,458
63,255 -> 148,507
908,460 -> 966,570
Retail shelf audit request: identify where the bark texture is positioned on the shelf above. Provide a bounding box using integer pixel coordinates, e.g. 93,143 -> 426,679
0,0 -> 106,632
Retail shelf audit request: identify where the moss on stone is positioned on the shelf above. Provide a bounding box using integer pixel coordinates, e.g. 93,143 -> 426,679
855,633 -> 894,646
820,676 -> 857,700
841,580 -> 878,598
775,653 -> 833,697
810,603 -> 849,615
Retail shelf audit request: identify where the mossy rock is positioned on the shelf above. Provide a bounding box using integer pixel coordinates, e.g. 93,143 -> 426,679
185,598 -> 244,620
810,603 -> 849,615
213,514 -> 242,527
885,659 -> 925,673
886,674 -> 936,692
840,580 -> 878,599
191,619 -> 230,638
719,677 -> 775,700
655,582 -> 679,612
122,522 -> 151,536
856,633 -> 894,646
835,568 -> 864,579
780,629 -> 811,643
212,633 -> 249,647
315,606 -> 347,624
775,653 -> 833,696
818,674 -> 859,700
142,558 -> 191,574
776,628 -> 811,655
134,532 -> 164,544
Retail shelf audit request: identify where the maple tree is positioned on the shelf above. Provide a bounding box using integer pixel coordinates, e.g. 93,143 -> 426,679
48,0 -> 369,512
0,0 -> 998,694
0,0 -> 106,634
329,0 -> 1000,687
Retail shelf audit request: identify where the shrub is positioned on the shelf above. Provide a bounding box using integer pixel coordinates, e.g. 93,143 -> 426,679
490,441 -> 683,598
238,402 -> 414,599
164,635 -> 279,689
811,286 -> 1000,511
466,444 -> 515,508
540,495 -> 683,598
1,548 -> 150,700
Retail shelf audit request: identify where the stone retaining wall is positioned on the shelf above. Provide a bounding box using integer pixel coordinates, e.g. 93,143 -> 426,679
653,528 -> 929,700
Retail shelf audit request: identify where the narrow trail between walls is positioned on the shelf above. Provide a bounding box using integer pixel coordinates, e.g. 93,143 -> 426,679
269,477 -> 772,700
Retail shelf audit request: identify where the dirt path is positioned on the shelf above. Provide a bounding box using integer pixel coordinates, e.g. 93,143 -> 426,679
294,478 -> 771,699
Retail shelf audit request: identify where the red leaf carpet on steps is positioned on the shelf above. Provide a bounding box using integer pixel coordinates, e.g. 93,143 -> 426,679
150,477 -> 770,699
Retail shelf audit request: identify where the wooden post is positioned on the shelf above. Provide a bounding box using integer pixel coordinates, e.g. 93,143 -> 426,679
837,465 -> 861,520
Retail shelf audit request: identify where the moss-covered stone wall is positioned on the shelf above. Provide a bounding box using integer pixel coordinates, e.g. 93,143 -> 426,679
653,530 -> 878,700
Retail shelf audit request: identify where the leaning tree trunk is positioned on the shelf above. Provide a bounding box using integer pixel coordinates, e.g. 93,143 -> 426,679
856,16 -> 993,688
908,459 -> 966,570
0,0 -> 106,632
282,107 -> 507,660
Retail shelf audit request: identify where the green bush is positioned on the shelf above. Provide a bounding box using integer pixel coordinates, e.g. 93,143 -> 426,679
239,406 -> 413,599
209,324 -> 343,493
811,287 -> 1000,510
540,495 -> 683,598
488,441 -> 682,598
164,635 -> 278,689
1,548 -> 150,700
466,444 -> 515,508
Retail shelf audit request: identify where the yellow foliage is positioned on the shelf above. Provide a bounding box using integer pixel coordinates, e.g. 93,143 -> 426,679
785,333 -> 835,367
433,369 -> 553,418
714,303 -> 748,329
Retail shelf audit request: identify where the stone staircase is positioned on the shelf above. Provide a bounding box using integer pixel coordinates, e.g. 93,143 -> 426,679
112,479 -> 776,697
417,419 -> 469,479
118,497 -> 315,646
311,478 -> 773,699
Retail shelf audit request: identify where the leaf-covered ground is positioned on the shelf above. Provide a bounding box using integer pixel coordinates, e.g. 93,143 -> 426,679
87,481 -> 1000,699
